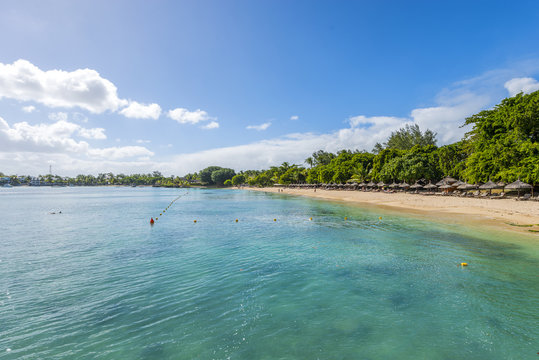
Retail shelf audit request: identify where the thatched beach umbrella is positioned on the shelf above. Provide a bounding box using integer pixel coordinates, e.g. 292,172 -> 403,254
367,181 -> 376,187
377,181 -> 386,188
389,182 -> 399,188
410,182 -> 423,189
358,182 -> 366,187
436,176 -> 458,186
400,182 -> 410,189
453,180 -> 465,187
505,179 -> 533,197
424,182 -> 438,191
457,182 -> 477,190
479,180 -> 502,195
435,179 -> 446,186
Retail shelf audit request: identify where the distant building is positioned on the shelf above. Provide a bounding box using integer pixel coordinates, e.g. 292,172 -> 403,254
29,177 -> 41,186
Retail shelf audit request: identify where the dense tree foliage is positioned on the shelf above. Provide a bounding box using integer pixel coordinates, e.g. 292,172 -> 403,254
199,166 -> 223,184
211,168 -> 236,186
462,91 -> 539,183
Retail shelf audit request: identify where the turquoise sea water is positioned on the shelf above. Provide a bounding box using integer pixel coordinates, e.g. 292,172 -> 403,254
0,187 -> 537,359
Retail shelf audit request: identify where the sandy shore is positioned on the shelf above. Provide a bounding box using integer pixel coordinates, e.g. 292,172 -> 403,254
248,187 -> 539,236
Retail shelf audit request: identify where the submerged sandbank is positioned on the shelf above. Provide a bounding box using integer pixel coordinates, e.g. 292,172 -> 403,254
248,187 -> 539,236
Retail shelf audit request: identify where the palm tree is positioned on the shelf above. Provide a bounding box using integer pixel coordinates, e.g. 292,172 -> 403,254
305,157 -> 314,168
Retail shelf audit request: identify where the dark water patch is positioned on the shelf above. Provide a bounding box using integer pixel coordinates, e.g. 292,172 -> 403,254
388,292 -> 414,311
138,342 -> 166,360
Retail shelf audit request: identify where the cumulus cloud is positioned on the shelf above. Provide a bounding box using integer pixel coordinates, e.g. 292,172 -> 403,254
504,77 -> 539,96
22,105 -> 35,113
77,127 -> 106,140
246,122 -> 271,131
0,59 -> 128,113
0,117 -> 89,153
0,116 -> 151,160
167,108 -> 213,124
290,115 -> 299,120
201,121 -> 219,129
119,101 -> 161,120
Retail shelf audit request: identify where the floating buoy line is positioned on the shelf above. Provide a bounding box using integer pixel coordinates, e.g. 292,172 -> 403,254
150,193 -> 184,225
152,211 -> 387,226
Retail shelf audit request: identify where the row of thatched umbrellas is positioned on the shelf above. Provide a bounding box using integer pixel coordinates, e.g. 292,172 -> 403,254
289,176 -> 534,196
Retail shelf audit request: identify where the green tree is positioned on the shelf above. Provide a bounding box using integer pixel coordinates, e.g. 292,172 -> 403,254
311,150 -> 336,166
199,166 -> 222,184
231,173 -> 246,186
211,168 -> 236,186
462,90 -> 539,184
378,124 -> 437,151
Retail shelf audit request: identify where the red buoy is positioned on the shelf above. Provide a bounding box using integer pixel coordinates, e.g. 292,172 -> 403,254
150,217 -> 155,225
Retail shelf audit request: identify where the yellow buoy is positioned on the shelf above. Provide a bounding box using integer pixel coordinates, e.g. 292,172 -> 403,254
309,217 -> 312,221
379,216 -> 382,220
344,217 -> 348,220
160,213 -> 162,215
273,218 -> 277,222
194,220 -> 197,223
155,217 -> 158,220
235,219 -> 239,222
461,262 -> 468,266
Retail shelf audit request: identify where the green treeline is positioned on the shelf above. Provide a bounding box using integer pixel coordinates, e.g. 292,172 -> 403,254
0,171 -> 196,187
226,91 -> 539,187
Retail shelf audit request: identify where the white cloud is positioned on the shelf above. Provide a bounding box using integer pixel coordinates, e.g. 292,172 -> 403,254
77,127 -> 106,140
167,108 -> 214,124
22,105 -> 35,113
0,117 -> 89,153
290,115 -> 299,121
119,101 -> 161,120
0,59 -> 128,113
201,121 -> 219,129
48,112 -> 68,122
0,116 -> 150,160
504,77 -> 539,96
246,122 -> 271,131
136,139 -> 151,144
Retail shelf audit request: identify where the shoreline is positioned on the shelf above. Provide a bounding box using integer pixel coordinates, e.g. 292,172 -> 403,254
247,187 -> 539,237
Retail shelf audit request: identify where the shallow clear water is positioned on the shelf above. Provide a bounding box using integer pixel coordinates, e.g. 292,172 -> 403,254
0,187 -> 537,359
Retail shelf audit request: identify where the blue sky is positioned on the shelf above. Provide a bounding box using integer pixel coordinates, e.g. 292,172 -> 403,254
1,0 -> 539,176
